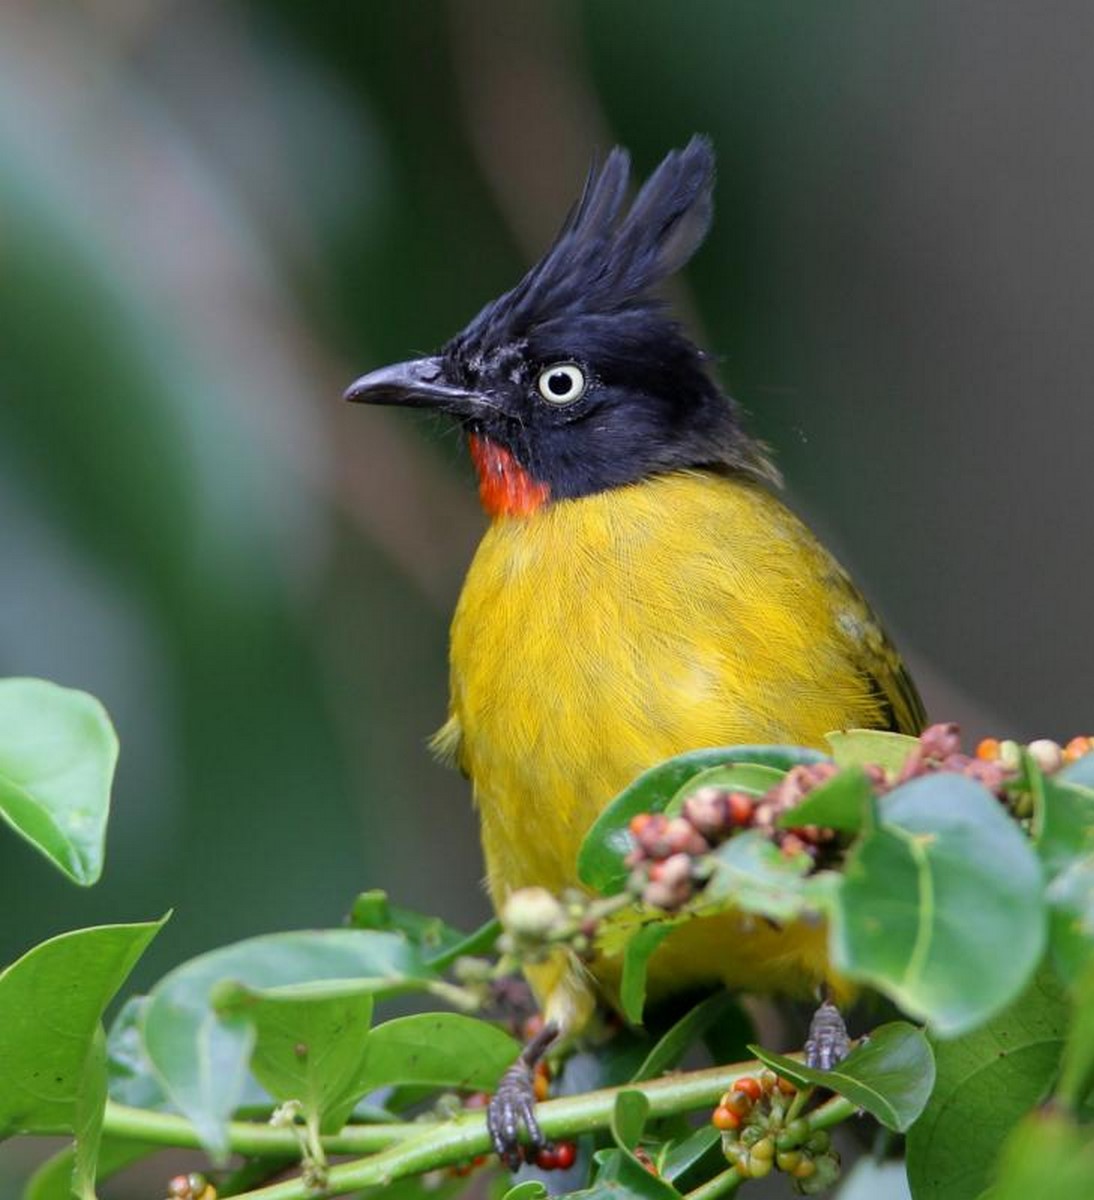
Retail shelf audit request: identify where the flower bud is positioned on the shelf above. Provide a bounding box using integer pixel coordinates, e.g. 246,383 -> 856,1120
1027,739 -> 1063,774
503,887 -> 564,939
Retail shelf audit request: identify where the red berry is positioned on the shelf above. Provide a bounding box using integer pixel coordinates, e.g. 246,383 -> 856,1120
553,1141 -> 577,1169
535,1147 -> 559,1170
734,1076 -> 763,1103
727,792 -> 753,825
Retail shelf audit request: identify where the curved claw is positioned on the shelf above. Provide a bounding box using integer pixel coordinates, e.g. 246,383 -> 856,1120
487,1022 -> 559,1171
804,1000 -> 851,1071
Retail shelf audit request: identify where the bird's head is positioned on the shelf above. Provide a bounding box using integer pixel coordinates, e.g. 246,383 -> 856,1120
346,136 -> 771,517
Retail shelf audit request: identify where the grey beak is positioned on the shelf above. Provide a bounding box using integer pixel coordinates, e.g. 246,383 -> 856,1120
343,356 -> 477,412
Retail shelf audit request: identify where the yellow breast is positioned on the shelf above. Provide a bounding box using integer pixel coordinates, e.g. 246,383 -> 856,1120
442,470 -> 915,1013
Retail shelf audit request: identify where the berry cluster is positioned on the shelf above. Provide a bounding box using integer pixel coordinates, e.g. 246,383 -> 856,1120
626,724 -> 1093,911
166,1175 -> 216,1200
712,1072 -> 839,1194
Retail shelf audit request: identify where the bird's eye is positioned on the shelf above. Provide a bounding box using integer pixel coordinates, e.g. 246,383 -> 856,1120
536,363 -> 587,405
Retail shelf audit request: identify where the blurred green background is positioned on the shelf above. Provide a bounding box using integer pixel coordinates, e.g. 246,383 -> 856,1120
1,0 -> 1092,1171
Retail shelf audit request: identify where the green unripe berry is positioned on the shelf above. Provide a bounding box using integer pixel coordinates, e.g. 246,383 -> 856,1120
805,1129 -> 831,1154
779,1117 -> 809,1146
776,1149 -> 802,1172
752,1136 -> 775,1162
745,1153 -> 773,1179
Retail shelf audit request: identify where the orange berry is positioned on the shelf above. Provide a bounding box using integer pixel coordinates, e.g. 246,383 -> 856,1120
1064,736 -> 1093,763
721,1090 -> 752,1117
534,1075 -> 550,1102
712,1105 -> 741,1130
776,1075 -> 797,1096
976,737 -> 1001,761
735,1076 -> 763,1103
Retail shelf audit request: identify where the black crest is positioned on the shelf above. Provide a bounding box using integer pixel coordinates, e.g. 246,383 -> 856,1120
450,136 -> 716,356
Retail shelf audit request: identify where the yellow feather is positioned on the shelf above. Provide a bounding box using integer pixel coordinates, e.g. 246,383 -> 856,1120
443,470 -> 921,1028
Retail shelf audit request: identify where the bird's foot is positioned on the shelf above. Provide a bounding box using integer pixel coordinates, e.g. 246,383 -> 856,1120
487,1021 -> 559,1171
804,1000 -> 850,1071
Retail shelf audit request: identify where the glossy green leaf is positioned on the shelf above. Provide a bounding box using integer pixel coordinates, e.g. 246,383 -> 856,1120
581,1148 -> 681,1199
577,745 -> 826,895
619,925 -> 671,1024
982,1110 -> 1094,1199
142,928 -> 435,1157
1046,853 -> 1094,983
631,991 -> 740,1083
1057,959 -> 1094,1110
825,728 -> 918,775
611,1089 -> 649,1151
832,774 -> 1045,1034
0,918 -> 164,1138
214,978 -> 375,1134
750,1022 -> 934,1132
356,1013 -> 520,1095
664,763 -> 783,817
1032,771 -> 1094,876
704,831 -> 834,922
0,678 -> 117,885
777,766 -> 876,832
501,1184 -> 549,1200
906,969 -> 1068,1200
659,1126 -> 722,1186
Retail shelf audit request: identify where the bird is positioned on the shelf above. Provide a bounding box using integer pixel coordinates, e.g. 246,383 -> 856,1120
345,135 -> 924,1167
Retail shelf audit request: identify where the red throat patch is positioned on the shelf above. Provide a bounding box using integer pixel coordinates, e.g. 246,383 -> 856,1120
467,434 -> 551,517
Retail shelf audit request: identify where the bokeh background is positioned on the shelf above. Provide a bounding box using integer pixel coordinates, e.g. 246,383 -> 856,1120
1,0 -> 1093,1186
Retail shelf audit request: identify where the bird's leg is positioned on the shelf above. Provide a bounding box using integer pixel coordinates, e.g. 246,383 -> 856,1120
803,997 -> 851,1071
487,1021 -> 559,1170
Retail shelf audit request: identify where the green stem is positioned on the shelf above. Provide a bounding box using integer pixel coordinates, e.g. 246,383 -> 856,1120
103,1063 -> 860,1200
102,1103 -> 417,1156
231,1058 -> 805,1200
783,1084 -> 813,1125
684,1166 -> 742,1199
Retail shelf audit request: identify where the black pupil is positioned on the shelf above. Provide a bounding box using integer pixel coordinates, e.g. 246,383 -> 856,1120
548,370 -> 574,396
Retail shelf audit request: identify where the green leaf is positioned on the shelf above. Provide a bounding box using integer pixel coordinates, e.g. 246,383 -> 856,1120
982,1109 -> 1094,1199
501,1184 -> 549,1200
0,918 -> 164,1138
837,1158 -> 911,1200
348,891 -> 471,963
580,1148 -> 681,1199
777,766 -> 876,833
1057,959 -> 1094,1110
1046,853 -> 1094,984
426,918 -> 502,972
659,1126 -> 722,1186
905,969 -> 1069,1200
142,928 -> 435,1157
611,1089 -> 649,1151
825,728 -> 918,775
577,745 -> 827,895
73,1027 -> 107,1200
631,991 -> 741,1083
831,774 -> 1046,1034
0,678 -> 118,885
213,978 -> 375,1134
105,996 -> 171,1110
619,925 -> 672,1024
750,1022 -> 934,1132
1032,771 -> 1094,876
704,831 -> 834,923
24,1138 -> 152,1200
664,763 -> 784,816
1060,752 -> 1094,790
355,1013 -> 520,1095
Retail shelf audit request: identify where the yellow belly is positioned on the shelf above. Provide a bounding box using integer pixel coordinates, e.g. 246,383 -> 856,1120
443,470 -> 918,1028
